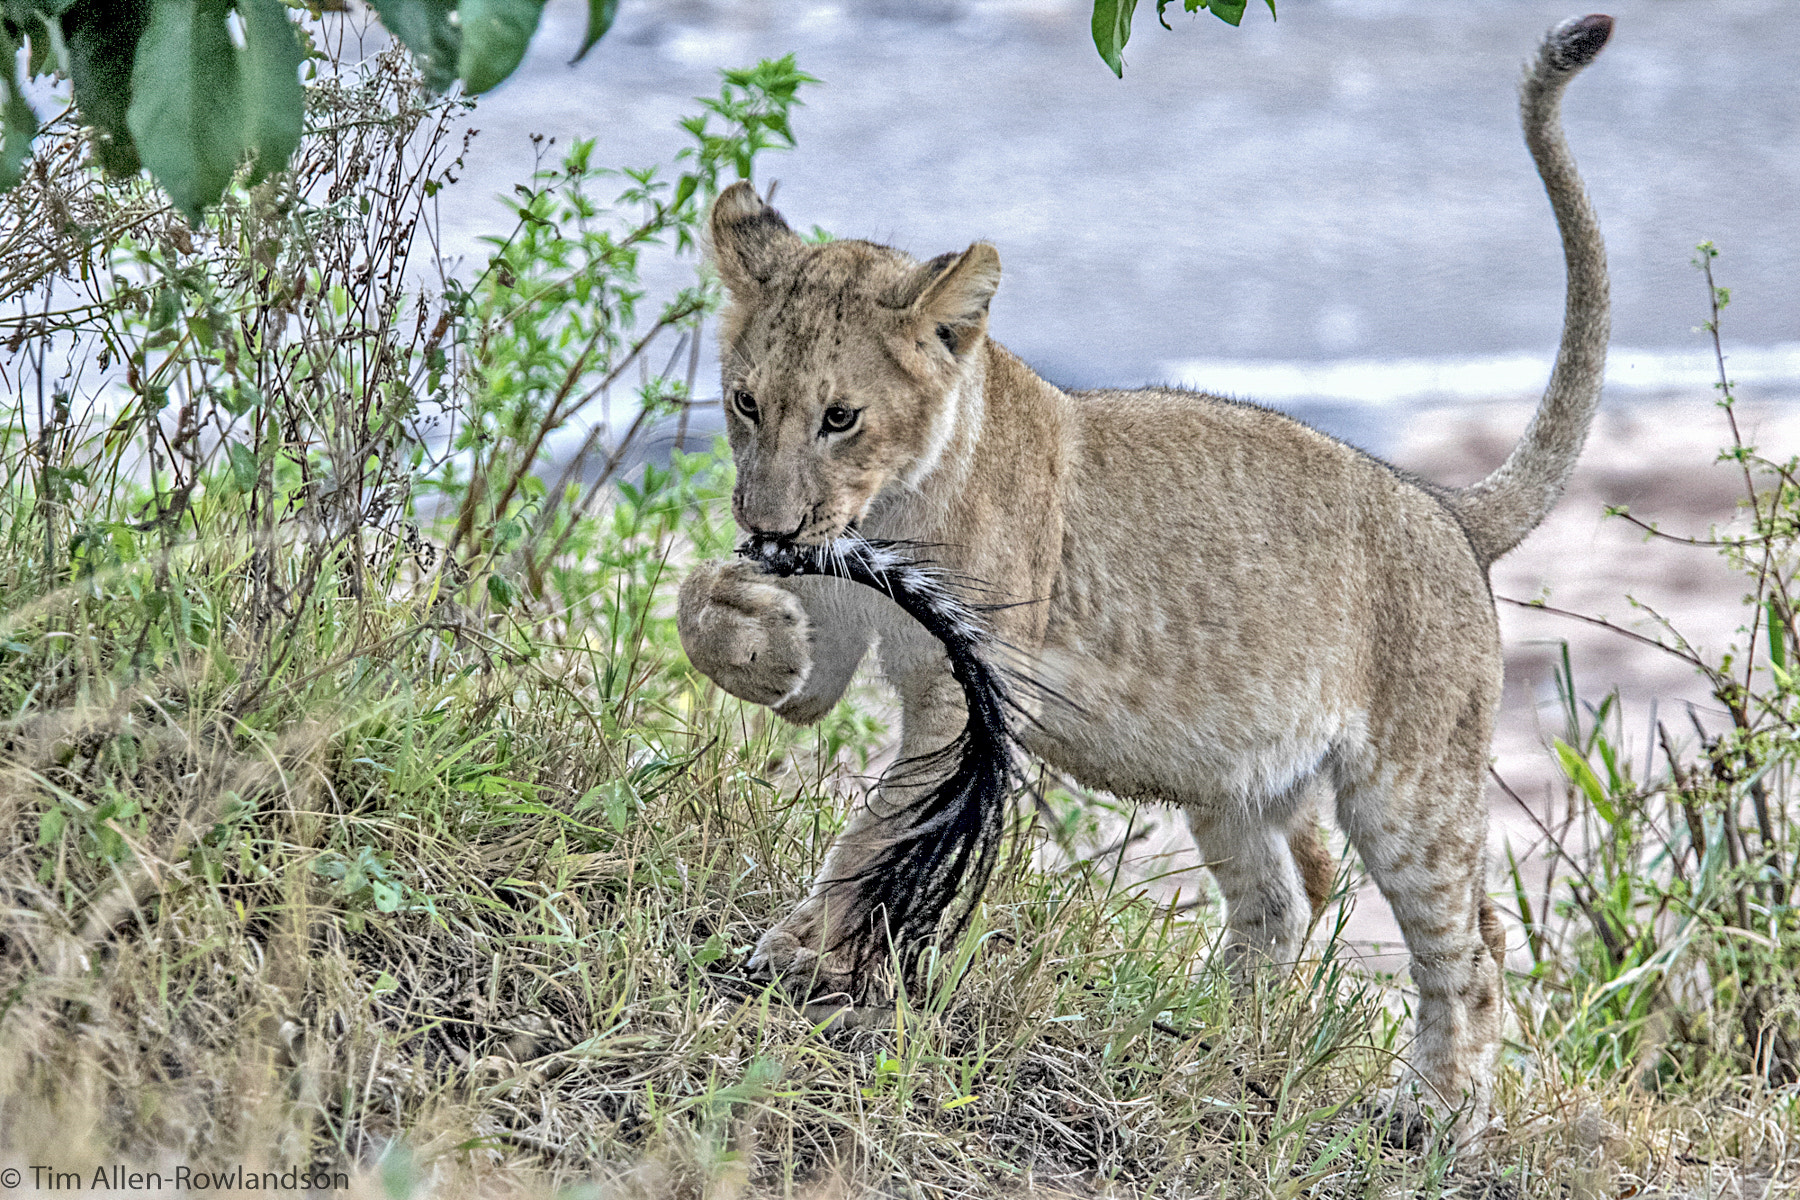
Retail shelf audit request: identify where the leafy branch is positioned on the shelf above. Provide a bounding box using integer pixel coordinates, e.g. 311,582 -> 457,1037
0,0 -> 619,220
1091,0 -> 1275,77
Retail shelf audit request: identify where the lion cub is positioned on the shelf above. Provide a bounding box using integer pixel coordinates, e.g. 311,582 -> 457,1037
678,16 -> 1613,1134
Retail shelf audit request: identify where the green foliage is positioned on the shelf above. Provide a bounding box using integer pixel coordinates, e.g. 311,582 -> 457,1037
63,0 -> 151,174
366,0 -> 461,91
0,32 -> 821,939
6,0 -> 1271,224
433,52 -> 815,592
1092,0 -> 1275,77
1505,247 -> 1800,1090
0,0 -> 618,220
124,0 -> 304,222
453,0 -> 546,95
572,0 -> 620,65
0,1 -> 57,189
678,56 -> 819,201
1090,0 -> 1136,78
1,0 -> 309,215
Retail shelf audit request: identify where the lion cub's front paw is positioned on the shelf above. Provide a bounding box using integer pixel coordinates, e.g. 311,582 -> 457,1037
747,910 -> 856,1001
676,559 -> 812,707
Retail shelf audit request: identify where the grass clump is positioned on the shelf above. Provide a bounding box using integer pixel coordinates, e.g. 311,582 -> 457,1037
0,30 -> 1795,1200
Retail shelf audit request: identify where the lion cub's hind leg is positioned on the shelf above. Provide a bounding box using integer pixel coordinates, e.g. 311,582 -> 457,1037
1337,754 -> 1506,1138
1186,776 -> 1336,977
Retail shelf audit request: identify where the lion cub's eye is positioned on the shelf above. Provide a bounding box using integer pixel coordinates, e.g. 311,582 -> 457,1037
820,404 -> 860,435
731,389 -> 759,421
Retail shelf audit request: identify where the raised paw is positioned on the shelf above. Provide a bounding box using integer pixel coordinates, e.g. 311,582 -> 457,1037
677,558 -> 813,707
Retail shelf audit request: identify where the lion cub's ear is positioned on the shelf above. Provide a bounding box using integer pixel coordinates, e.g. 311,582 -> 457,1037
709,181 -> 802,296
890,243 -> 1001,358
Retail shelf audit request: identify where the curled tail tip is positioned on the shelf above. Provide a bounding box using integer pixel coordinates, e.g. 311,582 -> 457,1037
1540,14 -> 1614,75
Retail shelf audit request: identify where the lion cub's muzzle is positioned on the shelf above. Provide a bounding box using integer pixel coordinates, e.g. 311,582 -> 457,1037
735,513 -> 859,552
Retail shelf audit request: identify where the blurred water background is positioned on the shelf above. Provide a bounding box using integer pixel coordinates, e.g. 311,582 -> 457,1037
433,0 -> 1799,456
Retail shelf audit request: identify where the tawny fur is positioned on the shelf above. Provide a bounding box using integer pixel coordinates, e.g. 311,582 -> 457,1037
677,15 -> 1614,1138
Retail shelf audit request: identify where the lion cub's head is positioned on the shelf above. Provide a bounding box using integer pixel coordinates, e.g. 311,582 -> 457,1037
708,181 -> 1001,544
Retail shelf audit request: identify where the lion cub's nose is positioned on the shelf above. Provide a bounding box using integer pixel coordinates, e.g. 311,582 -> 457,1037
731,484 -> 807,541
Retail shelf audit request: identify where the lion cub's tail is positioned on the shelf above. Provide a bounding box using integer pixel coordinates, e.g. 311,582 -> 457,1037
1447,15 -> 1613,567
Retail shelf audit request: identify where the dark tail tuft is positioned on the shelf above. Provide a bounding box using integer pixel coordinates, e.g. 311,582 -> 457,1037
742,535 -> 1020,990
1545,14 -> 1613,72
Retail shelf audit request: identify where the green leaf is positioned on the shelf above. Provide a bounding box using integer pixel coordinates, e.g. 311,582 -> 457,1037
692,931 -> 726,966
1206,0 -> 1247,25
0,86 -> 38,193
0,25 -> 39,191
1091,0 -> 1136,77
128,0 -> 240,221
595,779 -> 636,832
1157,0 -> 1271,36
37,806 -> 65,846
227,441 -> 257,492
127,0 -> 305,220
1595,733 -> 1623,797
148,286 -> 179,331
486,573 -> 518,608
236,0 -> 303,186
220,379 -> 263,415
65,0 -> 144,177
1768,596 -> 1787,671
457,0 -> 546,95
23,11 -> 66,79
570,0 -> 617,64
1554,737 -> 1617,826
371,878 -> 403,912
366,0 -> 460,92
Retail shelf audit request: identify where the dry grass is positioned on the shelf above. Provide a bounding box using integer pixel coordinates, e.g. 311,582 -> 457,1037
1,497 -> 1795,1197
